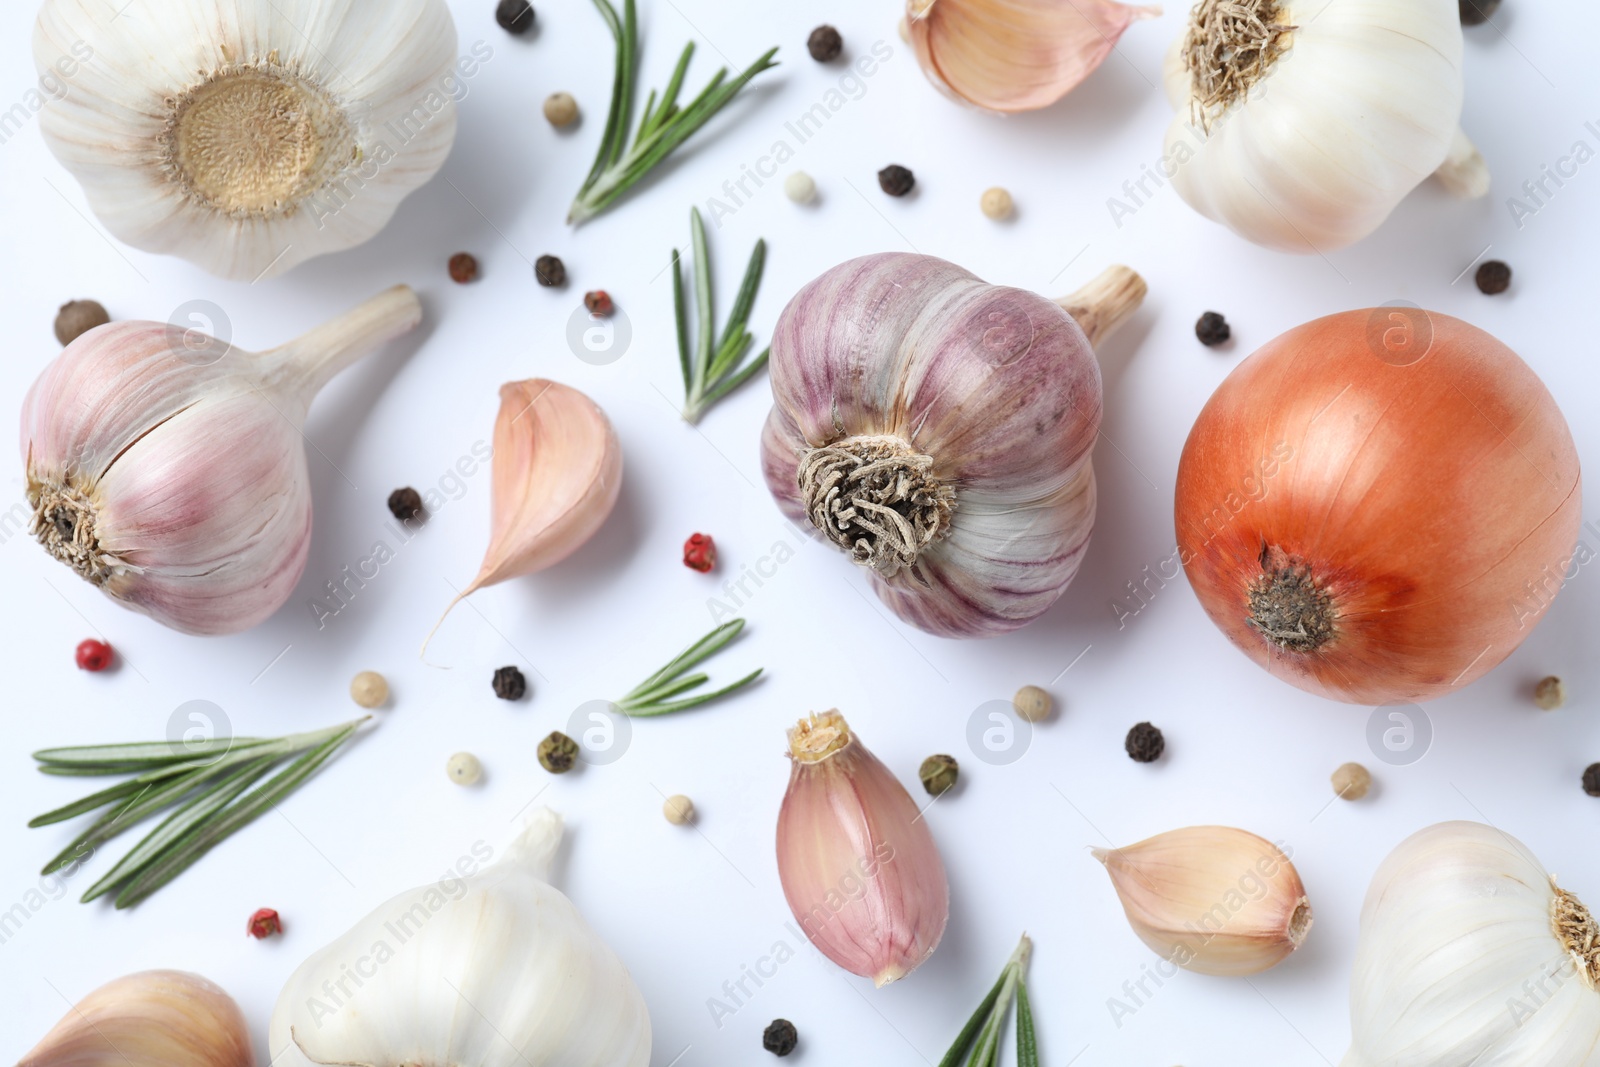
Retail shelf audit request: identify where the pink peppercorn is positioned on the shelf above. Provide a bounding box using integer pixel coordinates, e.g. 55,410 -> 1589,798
247,908 -> 283,939
683,533 -> 717,573
75,639 -> 113,671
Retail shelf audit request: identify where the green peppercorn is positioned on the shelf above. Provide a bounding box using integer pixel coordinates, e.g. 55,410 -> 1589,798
539,731 -> 579,773
919,754 -> 959,796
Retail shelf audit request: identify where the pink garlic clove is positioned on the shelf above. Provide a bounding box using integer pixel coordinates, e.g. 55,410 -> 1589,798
777,710 -> 950,986
428,379 -> 622,649
908,0 -> 1160,113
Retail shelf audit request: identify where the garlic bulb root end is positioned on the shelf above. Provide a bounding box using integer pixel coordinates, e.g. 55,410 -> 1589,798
798,435 -> 955,577
1056,265 -> 1147,347
1434,128 -> 1491,199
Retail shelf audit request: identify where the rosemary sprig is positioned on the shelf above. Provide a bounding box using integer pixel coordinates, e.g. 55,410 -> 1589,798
941,935 -> 1039,1067
673,206 -> 771,423
569,0 -> 779,225
615,618 -> 762,716
28,717 -> 366,908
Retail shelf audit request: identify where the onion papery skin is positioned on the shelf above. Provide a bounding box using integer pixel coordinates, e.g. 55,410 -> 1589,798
760,252 -> 1102,639
1175,309 -> 1581,704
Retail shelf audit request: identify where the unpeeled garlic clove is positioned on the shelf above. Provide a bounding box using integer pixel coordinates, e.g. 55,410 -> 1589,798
777,710 -> 950,986
1093,825 -> 1312,977
20,969 -> 254,1066
907,0 -> 1160,113
429,379 -> 622,646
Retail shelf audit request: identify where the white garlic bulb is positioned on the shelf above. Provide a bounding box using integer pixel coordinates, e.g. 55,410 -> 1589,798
270,808 -> 651,1067
22,287 -> 422,634
1345,821 -> 1600,1066
1159,0 -> 1487,252
34,0 -> 459,280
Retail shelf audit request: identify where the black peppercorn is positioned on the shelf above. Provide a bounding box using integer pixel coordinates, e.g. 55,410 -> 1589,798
1125,721 -> 1165,763
762,1018 -> 798,1057
1195,311 -> 1231,346
492,665 -> 527,701
387,487 -> 424,522
539,731 -> 579,774
54,299 -> 110,345
1475,259 -> 1512,295
496,0 -> 535,34
1459,0 -> 1501,25
535,254 -> 567,287
878,164 -> 915,197
807,24 -> 843,62
1584,763 -> 1600,797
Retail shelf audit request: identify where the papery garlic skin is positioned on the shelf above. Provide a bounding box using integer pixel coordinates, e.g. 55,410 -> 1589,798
762,255 -> 1145,639
20,969 -> 254,1067
1161,0 -> 1480,252
270,808 -> 651,1067
21,287 -> 422,634
34,0 -> 458,280
1094,825 -> 1311,977
909,0 -> 1159,112
777,710 -> 950,986
1344,822 -> 1600,1067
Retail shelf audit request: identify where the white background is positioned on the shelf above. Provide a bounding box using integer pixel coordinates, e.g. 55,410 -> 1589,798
1,0 -> 1597,1063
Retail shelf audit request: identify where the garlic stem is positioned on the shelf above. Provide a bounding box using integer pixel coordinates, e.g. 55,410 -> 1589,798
1055,265 -> 1147,347
1433,127 -> 1491,199
264,285 -> 423,403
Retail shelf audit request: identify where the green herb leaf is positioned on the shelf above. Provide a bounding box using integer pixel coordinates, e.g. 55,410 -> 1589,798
113,723 -> 361,909
940,968 -> 1006,1067
570,0 -> 777,224
615,620 -> 761,716
939,935 -> 1035,1067
1017,980 -> 1039,1067
28,718 -> 365,906
673,210 -> 772,423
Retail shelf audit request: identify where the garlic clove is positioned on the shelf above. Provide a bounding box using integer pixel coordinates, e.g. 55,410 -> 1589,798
475,380 -> 623,586
777,710 -> 950,986
428,380 -> 622,647
908,0 -> 1160,113
1093,825 -> 1312,977
35,0 -> 459,280
20,969 -> 253,1066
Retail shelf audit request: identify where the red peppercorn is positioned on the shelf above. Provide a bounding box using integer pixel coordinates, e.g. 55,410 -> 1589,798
584,290 -> 614,316
247,907 -> 283,939
683,533 -> 717,573
75,638 -> 113,672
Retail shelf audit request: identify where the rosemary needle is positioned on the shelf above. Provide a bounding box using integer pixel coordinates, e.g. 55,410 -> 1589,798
28,717 -> 366,907
569,0 -> 779,225
615,618 -> 763,716
672,207 -> 771,423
